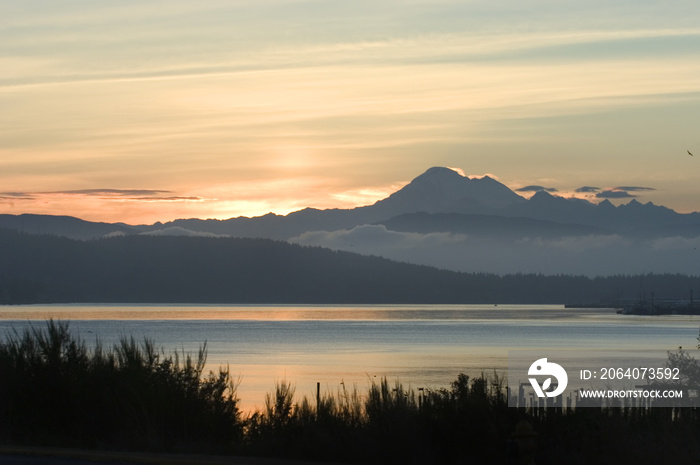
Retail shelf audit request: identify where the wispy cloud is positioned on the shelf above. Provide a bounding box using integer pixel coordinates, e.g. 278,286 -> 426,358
50,189 -> 170,196
593,185 -> 656,199
139,226 -> 227,238
0,192 -> 36,200
0,189 -> 207,211
516,185 -> 558,193
446,167 -> 466,177
290,225 -> 700,276
46,189 -> 203,201
614,186 -> 656,192
291,225 -> 468,250
596,190 -> 637,199
4,25 -> 700,89
2,189 -> 203,202
576,186 -> 601,193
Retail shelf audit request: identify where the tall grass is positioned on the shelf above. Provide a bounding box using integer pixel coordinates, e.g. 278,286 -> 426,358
245,373 -> 700,464
2,320 -> 700,464
0,320 -> 241,453
243,373 -> 518,464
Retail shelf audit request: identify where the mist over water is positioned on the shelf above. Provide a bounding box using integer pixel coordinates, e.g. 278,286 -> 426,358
291,226 -> 700,276
1,304 -> 698,411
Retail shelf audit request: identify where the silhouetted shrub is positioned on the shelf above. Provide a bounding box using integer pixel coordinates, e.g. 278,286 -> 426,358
0,320 -> 241,453
242,370 -> 700,465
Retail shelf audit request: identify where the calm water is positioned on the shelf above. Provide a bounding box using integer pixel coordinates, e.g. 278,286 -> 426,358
1,304 -> 699,411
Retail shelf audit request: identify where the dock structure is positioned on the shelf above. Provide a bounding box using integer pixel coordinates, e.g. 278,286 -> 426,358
618,290 -> 699,315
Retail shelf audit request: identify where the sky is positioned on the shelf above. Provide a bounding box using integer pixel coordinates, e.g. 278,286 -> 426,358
2,0 -> 700,224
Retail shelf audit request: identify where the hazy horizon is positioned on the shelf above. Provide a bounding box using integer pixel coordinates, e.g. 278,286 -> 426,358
2,165 -> 699,224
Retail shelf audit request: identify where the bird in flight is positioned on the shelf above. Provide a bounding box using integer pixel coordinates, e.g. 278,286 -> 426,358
689,150 -> 694,156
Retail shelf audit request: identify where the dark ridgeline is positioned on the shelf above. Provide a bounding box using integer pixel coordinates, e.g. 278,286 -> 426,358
3,167 -> 700,241
0,227 -> 698,305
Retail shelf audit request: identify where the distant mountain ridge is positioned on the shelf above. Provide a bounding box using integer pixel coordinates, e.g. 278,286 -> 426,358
367,167 -> 526,216
2,166 -> 699,241
0,213 -> 139,240
501,191 -> 699,236
145,167 -> 532,239
2,167 -> 700,276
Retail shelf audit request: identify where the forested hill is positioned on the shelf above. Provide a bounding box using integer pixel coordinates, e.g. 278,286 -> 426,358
0,228 -> 697,305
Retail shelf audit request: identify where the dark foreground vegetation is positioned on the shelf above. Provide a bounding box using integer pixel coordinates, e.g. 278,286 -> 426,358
1,228 -> 699,305
0,320 -> 240,453
2,321 -> 700,464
